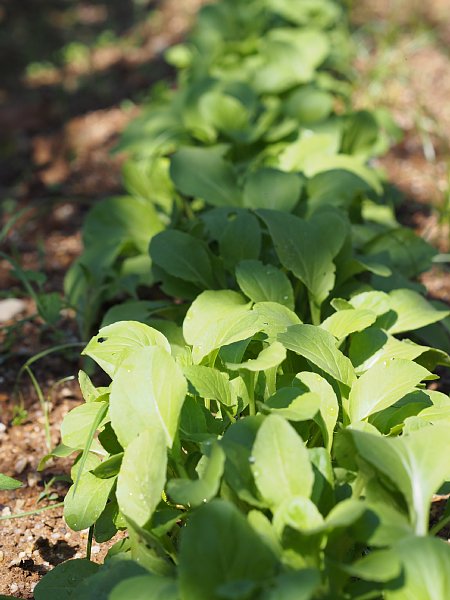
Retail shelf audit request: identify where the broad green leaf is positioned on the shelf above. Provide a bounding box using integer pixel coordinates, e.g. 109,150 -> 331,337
348,290 -> 390,315
254,301 -> 302,341
243,168 -> 302,212
304,154 -> 382,193
179,500 -> 277,600
279,133 -> 339,173
252,29 -> 330,93
285,86 -> 333,124
341,549 -> 401,583
258,209 -> 347,306
167,442 -> 225,507
348,359 -> 431,422
122,156 -> 174,213
64,470 -> 115,531
365,229 -> 436,278
236,260 -> 295,309
273,496 -> 324,537
219,211 -> 261,269
183,291 -> 261,363
388,289 -> 450,334
268,0 -> 341,27
0,473 -> 22,491
349,425 -> 450,534
34,559 -> 99,600
252,414 -> 314,509
73,560 -> 147,600
386,536 -> 450,599
279,324 -> 356,387
78,370 -> 108,403
265,389 -> 321,422
183,365 -> 236,407
170,146 -> 241,207
83,321 -> 170,378
263,570 -> 321,600
350,328 -> 437,374
116,427 -> 167,527
61,402 -> 108,450
109,346 -> 187,448
83,196 -> 163,254
296,372 -> 338,451
227,341 -> 286,372
221,416 -> 265,507
320,308 -> 376,340
110,575 -> 178,600
150,230 -> 216,288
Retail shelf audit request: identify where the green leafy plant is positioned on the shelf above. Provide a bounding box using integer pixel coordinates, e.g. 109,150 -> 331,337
22,0 -> 450,597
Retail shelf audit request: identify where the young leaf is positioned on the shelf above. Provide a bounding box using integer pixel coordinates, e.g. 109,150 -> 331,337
296,371 -> 338,451
61,402 -> 108,451
150,230 -> 216,288
236,260 -> 295,309
167,442 -> 225,507
279,324 -> 356,387
34,559 -> 100,600
183,365 -> 237,408
109,346 -> 187,448
179,500 -> 277,600
83,321 -> 171,378
109,575 -> 178,600
243,168 -> 302,212
219,211 -> 262,269
251,414 -> 314,509
388,289 -> 450,334
170,146 -> 241,207
257,209 -> 347,307
64,471 -> 115,531
116,427 -> 167,527
183,290 -> 261,363
348,425 -> 450,535
254,301 -> 302,341
0,474 -> 22,491
348,359 -> 431,422
226,341 -> 286,372
320,308 -> 377,340
386,536 -> 450,599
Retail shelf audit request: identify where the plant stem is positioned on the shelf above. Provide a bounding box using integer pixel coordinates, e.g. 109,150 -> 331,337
86,525 -> 94,560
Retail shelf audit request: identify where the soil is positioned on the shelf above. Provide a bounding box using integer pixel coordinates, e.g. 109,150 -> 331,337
1,0 -> 450,597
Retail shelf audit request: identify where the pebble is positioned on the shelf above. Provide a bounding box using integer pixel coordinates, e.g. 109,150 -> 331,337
0,298 -> 27,323
9,583 -> 19,594
0,550 -> 4,561
0,422 -> 6,434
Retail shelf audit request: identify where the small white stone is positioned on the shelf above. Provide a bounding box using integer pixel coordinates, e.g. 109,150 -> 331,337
0,298 -> 27,323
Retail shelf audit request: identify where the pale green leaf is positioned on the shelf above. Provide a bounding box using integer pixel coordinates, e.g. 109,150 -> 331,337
254,301 -> 302,341
388,289 -> 450,334
348,359 -> 431,422
279,324 -> 356,387
116,427 -> 167,527
252,414 -> 314,509
83,321 -> 170,378
183,365 -> 236,407
349,425 -> 450,534
321,308 -> 376,340
183,291 -> 261,363
236,260 -> 294,310
227,341 -> 286,372
110,346 -> 187,448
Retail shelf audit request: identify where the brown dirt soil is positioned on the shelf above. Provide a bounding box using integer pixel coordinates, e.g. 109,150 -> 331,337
1,0 -> 450,597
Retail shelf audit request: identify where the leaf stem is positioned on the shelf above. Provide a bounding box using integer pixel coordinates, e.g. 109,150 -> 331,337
86,525 -> 94,560
0,501 -> 64,521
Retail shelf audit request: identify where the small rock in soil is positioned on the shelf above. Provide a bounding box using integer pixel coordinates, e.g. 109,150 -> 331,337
0,298 -> 27,323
